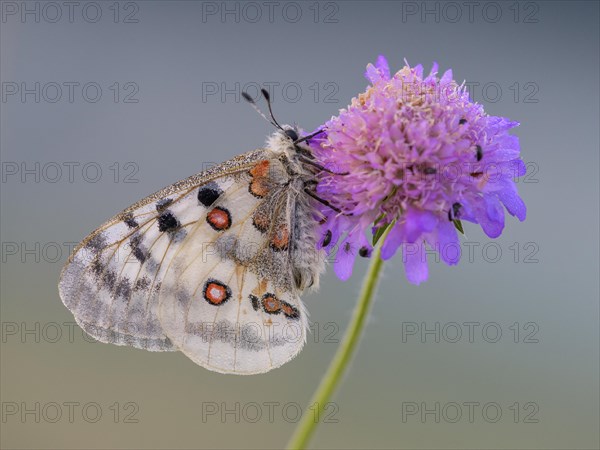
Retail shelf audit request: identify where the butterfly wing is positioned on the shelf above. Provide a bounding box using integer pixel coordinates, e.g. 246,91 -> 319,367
157,170 -> 309,374
59,150 -> 266,352
59,149 -> 315,374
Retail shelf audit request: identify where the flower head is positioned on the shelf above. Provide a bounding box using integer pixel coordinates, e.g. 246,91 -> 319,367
310,56 -> 526,284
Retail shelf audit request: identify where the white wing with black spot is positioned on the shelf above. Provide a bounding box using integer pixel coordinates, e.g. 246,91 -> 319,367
59,149 -> 319,374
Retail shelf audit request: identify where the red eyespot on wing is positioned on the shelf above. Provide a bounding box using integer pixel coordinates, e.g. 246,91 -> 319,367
261,293 -> 281,314
207,207 -> 231,231
203,279 -> 232,305
280,301 -> 300,320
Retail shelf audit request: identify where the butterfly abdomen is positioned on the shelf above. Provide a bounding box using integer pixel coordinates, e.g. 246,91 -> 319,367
290,192 -> 325,291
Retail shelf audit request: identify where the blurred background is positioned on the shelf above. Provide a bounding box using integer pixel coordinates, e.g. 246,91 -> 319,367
1,1 -> 598,448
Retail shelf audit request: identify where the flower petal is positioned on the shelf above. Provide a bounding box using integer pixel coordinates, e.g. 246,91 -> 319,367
429,61 -> 439,77
476,195 -> 505,238
435,220 -> 461,265
365,55 -> 391,84
413,64 -> 424,78
402,243 -> 428,285
376,55 -> 390,80
334,246 -> 355,281
495,181 -> 527,221
440,69 -> 453,85
333,232 -> 363,281
404,209 -> 438,242
380,222 -> 403,260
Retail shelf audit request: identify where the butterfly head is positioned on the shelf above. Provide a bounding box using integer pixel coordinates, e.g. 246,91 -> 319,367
267,124 -> 306,155
283,128 -> 299,142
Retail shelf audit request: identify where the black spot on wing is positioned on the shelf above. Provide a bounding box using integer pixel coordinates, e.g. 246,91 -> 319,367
134,277 -> 150,291
102,271 -> 117,290
129,234 -> 147,263
156,198 -> 173,212
249,294 -> 260,311
85,233 -> 106,254
158,212 -> 180,232
115,277 -> 132,300
91,258 -> 104,276
123,212 -> 138,229
198,182 -> 223,207
132,246 -> 147,263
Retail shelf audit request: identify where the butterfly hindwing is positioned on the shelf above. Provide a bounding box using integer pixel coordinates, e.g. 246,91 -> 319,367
157,173 -> 309,374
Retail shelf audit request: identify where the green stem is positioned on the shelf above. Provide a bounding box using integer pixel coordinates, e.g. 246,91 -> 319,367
287,240 -> 387,450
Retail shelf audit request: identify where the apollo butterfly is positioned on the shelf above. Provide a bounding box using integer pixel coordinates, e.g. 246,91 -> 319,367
59,92 -> 332,374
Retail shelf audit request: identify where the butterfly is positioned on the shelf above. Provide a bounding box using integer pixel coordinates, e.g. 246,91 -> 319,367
58,92 -> 337,374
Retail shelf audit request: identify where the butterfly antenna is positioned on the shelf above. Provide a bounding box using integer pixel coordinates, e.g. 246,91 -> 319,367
260,88 -> 285,131
241,91 -> 280,129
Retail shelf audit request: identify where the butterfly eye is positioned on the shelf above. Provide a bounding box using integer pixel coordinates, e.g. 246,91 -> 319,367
284,129 -> 299,141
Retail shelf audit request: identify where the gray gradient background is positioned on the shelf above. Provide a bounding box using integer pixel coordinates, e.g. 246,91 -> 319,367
1,1 -> 599,449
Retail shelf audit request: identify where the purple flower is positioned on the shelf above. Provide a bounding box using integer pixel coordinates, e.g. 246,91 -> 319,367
310,56 -> 527,284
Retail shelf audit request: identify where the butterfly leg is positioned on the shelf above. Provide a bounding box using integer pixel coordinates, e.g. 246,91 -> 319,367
303,187 -> 343,214
298,155 -> 349,175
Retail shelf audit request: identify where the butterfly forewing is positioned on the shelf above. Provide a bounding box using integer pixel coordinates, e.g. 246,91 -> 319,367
59,148 -> 313,374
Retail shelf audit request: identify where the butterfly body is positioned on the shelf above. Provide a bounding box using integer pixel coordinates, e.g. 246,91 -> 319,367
59,126 -> 325,374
